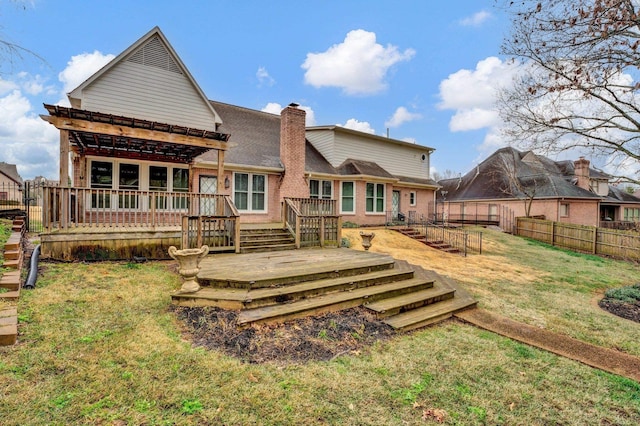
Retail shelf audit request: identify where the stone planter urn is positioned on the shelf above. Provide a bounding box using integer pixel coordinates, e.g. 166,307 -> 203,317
359,231 -> 375,251
168,245 -> 209,293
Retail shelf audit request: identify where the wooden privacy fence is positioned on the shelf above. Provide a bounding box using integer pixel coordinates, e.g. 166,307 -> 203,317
420,224 -> 483,256
283,198 -> 341,248
516,217 -> 640,261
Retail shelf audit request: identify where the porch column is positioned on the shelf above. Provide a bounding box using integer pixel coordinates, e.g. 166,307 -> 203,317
59,130 -> 70,187
217,150 -> 226,216
217,150 -> 225,194
59,129 -> 70,228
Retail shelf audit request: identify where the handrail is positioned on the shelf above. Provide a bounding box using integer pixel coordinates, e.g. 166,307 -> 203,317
283,198 -> 341,248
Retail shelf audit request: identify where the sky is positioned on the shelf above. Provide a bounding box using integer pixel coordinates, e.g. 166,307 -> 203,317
0,0 -> 517,180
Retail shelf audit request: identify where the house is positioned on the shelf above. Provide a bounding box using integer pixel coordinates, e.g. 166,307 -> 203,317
437,147 -> 640,229
0,162 -> 23,204
39,27 -> 437,260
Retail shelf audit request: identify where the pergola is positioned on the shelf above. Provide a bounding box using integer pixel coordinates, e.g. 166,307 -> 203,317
40,104 -> 230,192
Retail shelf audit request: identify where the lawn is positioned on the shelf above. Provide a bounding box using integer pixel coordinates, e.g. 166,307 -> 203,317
0,225 -> 639,425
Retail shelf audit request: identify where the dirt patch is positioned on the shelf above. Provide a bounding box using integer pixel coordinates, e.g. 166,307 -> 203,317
598,299 -> 640,323
171,305 -> 395,364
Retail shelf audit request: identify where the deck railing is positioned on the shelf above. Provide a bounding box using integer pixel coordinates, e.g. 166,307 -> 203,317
181,213 -> 240,252
283,198 -> 341,248
43,186 -> 237,231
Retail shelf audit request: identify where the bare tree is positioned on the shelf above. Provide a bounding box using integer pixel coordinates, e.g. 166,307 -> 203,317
497,0 -> 640,184
431,169 -> 458,182
489,149 -> 548,217
0,1 -> 43,74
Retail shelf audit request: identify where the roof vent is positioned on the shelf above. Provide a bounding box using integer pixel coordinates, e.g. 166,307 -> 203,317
128,35 -> 182,75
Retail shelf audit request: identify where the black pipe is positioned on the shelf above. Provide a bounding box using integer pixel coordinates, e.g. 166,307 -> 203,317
24,244 -> 41,289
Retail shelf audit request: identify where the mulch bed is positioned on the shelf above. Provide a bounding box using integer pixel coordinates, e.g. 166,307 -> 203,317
170,298 -> 640,371
170,305 -> 396,364
598,299 -> 640,323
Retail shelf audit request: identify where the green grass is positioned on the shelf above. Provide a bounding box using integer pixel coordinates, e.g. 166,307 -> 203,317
1,228 -> 640,424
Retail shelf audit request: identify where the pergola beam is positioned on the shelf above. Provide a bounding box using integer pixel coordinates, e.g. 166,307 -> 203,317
41,115 -> 228,151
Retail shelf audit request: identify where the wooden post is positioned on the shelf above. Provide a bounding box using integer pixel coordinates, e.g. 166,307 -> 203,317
59,130 -> 70,187
217,150 -> 225,194
593,226 -> 598,255
320,217 -> 325,247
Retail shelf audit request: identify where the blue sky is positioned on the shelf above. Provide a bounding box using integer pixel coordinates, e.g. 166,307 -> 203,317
0,0 -> 514,180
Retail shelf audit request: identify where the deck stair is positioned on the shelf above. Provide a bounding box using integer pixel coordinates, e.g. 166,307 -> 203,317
396,227 -> 460,254
171,249 -> 476,330
1,217 -> 25,346
239,228 -> 296,254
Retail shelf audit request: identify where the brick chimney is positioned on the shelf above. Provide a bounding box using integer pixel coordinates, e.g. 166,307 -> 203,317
574,157 -> 591,190
279,103 -> 309,199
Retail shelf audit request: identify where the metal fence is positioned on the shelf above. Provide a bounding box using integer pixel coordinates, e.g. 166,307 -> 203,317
0,181 -> 45,233
418,223 -> 483,256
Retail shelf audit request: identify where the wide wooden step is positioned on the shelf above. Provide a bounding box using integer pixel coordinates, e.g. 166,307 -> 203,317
236,276 -> 434,326
0,288 -> 20,301
174,263 -> 420,309
3,233 -> 21,251
383,292 -> 477,331
239,243 -> 297,254
366,279 -> 455,318
199,250 -> 396,289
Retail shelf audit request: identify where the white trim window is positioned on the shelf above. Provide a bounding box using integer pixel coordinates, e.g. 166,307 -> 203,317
409,191 -> 416,207
234,172 -> 267,212
310,179 -> 333,200
366,182 -> 385,214
560,203 -> 570,217
340,181 -> 355,214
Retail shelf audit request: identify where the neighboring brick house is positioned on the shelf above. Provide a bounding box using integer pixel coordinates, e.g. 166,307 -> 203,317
437,147 -> 640,228
0,162 -> 23,203
41,26 -> 438,232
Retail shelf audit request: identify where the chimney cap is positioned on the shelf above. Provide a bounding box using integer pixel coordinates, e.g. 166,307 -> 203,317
288,102 -> 299,108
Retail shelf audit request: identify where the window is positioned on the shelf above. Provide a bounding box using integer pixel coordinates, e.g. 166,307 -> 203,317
366,183 -> 385,213
149,166 -> 168,209
172,168 -> 189,209
90,161 -> 113,208
234,173 -> 266,212
409,191 -> 416,206
624,208 -> 640,221
310,179 -> 332,199
341,182 -> 355,214
118,163 -> 139,209
560,203 -> 570,217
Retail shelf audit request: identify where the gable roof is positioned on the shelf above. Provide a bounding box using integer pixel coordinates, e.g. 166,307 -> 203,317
68,26 -> 222,126
0,162 -> 23,185
438,147 -> 600,201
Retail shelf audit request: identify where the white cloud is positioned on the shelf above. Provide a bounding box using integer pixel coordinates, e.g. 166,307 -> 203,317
261,102 -> 316,126
262,102 -> 282,115
0,90 -> 59,179
340,119 -> 375,134
0,78 -> 19,96
459,11 -> 492,27
58,50 -> 115,94
437,56 -> 522,157
256,66 -> 275,87
302,29 -> 415,95
385,106 -> 422,128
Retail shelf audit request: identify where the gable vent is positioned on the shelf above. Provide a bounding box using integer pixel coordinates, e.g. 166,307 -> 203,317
128,35 -> 182,74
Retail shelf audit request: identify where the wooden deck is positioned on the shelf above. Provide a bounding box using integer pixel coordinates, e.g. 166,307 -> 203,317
172,247 -> 477,330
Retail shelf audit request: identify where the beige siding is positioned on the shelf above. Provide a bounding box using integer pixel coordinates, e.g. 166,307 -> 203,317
81,61 -> 217,131
333,133 -> 431,179
305,130 -> 336,164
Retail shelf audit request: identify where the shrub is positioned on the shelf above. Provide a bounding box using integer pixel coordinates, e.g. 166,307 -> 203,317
605,284 -> 640,304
